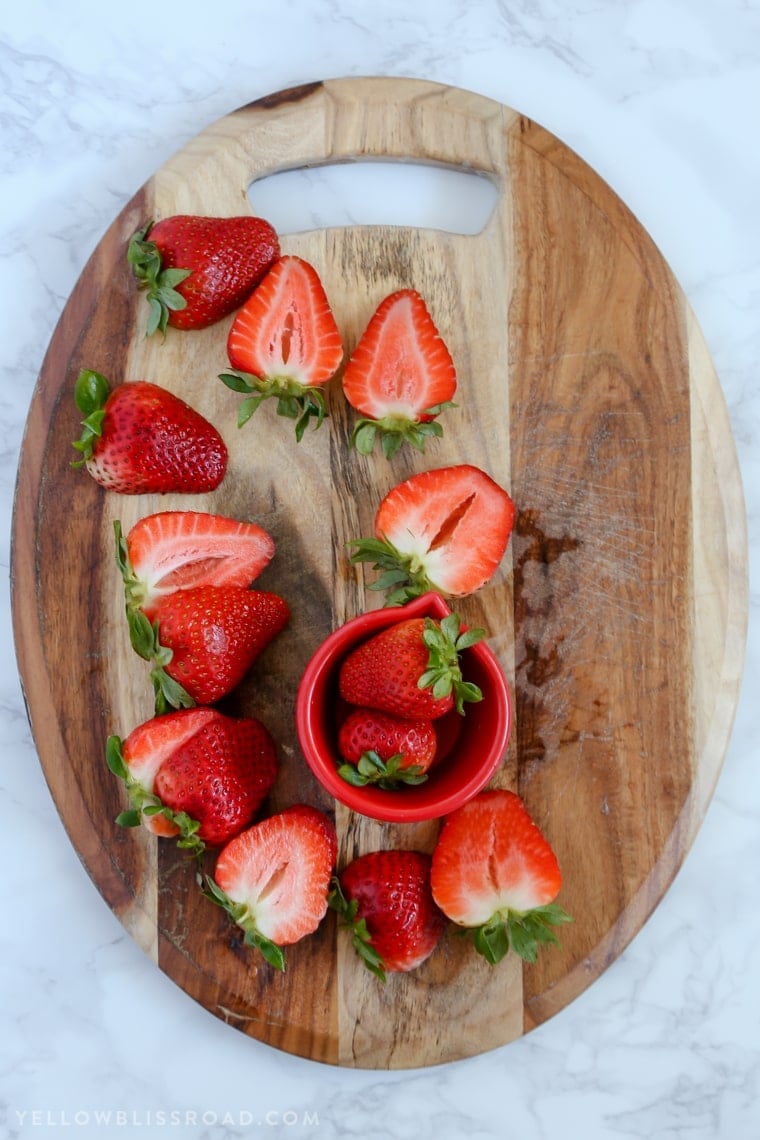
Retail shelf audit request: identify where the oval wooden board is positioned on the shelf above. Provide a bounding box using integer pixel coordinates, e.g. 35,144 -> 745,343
11,78 -> 748,1069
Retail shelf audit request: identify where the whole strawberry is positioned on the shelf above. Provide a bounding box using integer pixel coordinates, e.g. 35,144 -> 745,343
125,584 -> 290,712
430,790 -> 572,965
330,850 -> 447,980
337,707 -> 437,788
71,370 -> 227,494
106,707 -> 278,853
206,804 -> 338,971
338,612 -> 484,720
127,214 -> 280,335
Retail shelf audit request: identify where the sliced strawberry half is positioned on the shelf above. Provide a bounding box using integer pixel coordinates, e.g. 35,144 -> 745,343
350,463 -> 515,603
342,289 -> 457,458
206,804 -> 337,971
106,707 -> 218,839
115,510 -> 275,620
430,790 -> 572,965
221,255 -> 343,440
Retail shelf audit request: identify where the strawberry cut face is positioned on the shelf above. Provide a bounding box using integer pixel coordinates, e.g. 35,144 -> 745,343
221,256 -> 343,440
430,790 -> 572,965
350,463 -> 515,604
120,510 -> 275,619
209,805 -> 337,969
341,289 -> 457,457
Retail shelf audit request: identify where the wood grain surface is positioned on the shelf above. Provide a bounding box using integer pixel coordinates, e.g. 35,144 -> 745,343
11,77 -> 748,1068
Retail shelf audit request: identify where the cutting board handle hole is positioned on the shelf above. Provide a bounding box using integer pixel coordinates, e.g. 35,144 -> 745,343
247,161 -> 498,235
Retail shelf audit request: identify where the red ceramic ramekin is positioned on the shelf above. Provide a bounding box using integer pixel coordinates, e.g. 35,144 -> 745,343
295,592 -> 512,823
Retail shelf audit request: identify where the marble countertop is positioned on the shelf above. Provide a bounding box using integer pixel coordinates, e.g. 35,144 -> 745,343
2,1 -> 758,1137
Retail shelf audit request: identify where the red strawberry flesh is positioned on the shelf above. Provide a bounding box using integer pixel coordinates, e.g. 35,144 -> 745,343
342,289 -> 456,421
373,464 -> 515,598
124,510 -> 275,619
213,805 -> 337,946
227,255 -> 343,387
431,790 -> 563,923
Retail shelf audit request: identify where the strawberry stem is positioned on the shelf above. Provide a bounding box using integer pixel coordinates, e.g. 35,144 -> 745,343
348,535 -> 437,605
328,876 -> 387,982
337,750 -> 428,789
350,401 -> 456,459
219,370 -> 328,440
70,369 -> 111,467
202,875 -> 287,971
418,615 -> 485,715
127,221 -> 191,337
467,903 -> 573,965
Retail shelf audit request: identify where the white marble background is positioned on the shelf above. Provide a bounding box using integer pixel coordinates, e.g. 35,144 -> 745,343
2,1 -> 759,1137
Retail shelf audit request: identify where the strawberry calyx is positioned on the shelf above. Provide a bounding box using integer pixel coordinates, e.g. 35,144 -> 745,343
351,401 -> 457,459
127,221 -> 191,337
219,370 -> 328,441
105,735 -> 206,855
327,875 -> 387,982
70,369 -> 112,467
202,875 -> 287,971
463,902 -> 574,966
348,534 -> 438,604
337,750 -> 428,790
418,614 -> 485,715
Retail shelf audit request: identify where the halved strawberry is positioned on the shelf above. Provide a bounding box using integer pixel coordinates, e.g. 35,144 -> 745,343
338,612 -> 484,720
221,255 -> 343,440
206,804 -> 338,970
124,585 -> 290,712
350,463 -> 515,604
336,708 -> 437,789
342,289 -> 457,457
115,510 -> 275,620
430,790 -> 572,965
106,707 -> 277,852
71,370 -> 227,495
329,850 -> 447,980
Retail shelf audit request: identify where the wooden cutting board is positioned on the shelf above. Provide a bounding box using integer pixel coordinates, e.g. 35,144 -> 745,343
11,77 -> 748,1069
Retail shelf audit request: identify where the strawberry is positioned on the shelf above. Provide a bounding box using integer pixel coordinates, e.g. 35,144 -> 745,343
350,463 -> 515,604
336,708 -> 437,788
106,707 -> 277,853
127,214 -> 280,335
114,510 -> 275,620
341,289 -> 457,457
124,584 -> 290,712
71,370 -> 227,495
430,790 -> 572,965
329,850 -> 446,980
205,804 -> 338,971
220,255 -> 343,440
338,612 -> 484,720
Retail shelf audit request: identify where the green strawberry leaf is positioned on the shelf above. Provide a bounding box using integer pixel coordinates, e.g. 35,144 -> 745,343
219,371 -> 328,440
337,751 -> 428,789
328,876 -> 387,982
127,222 -> 190,338
469,903 -> 573,966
